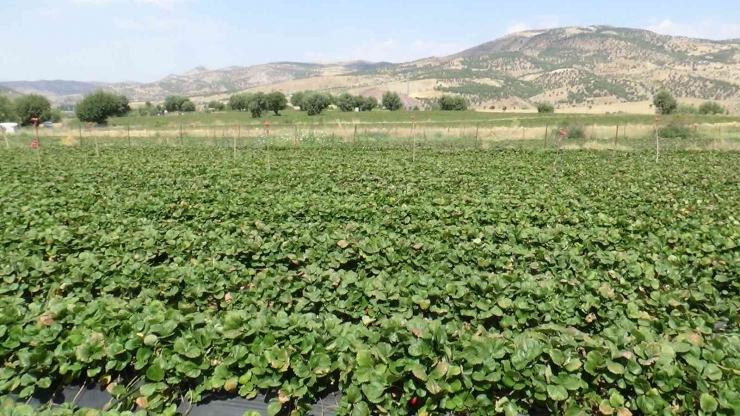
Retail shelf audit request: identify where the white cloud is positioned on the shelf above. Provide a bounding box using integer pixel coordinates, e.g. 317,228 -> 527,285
506,15 -> 561,35
646,19 -> 740,40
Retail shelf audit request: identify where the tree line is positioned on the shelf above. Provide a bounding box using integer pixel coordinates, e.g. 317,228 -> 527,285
0,94 -> 64,126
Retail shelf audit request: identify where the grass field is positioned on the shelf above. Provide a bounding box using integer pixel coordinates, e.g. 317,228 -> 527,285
1,145 -> 739,415
62,109 -> 740,129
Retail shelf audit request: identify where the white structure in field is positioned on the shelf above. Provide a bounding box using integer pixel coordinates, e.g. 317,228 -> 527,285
0,122 -> 18,134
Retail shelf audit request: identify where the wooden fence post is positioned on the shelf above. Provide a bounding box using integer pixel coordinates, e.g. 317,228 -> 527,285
614,124 -> 619,147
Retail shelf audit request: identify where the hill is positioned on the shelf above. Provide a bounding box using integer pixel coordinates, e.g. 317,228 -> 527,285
4,26 -> 740,112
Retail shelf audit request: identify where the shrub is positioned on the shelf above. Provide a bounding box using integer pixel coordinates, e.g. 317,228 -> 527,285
50,109 -> 64,123
659,122 -> 693,139
181,100 -> 196,112
291,92 -> 306,110
698,101 -> 725,115
303,93 -> 332,116
438,95 -> 468,111
556,121 -> 586,140
207,101 -> 225,111
164,96 -> 190,113
382,92 -> 403,111
536,102 -> 555,114
336,93 -> 356,112
676,104 -> 698,115
358,96 -> 378,112
653,90 -> 677,115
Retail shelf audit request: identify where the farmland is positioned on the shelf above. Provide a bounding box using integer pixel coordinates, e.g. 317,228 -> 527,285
1,145 -> 739,415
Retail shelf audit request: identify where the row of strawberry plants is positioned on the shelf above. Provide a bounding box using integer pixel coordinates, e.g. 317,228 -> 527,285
1,148 -> 739,415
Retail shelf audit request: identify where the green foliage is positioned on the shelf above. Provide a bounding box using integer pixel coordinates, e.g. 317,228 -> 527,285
138,102 -> 162,117
698,101 -> 725,115
336,92 -> 356,112
265,92 -> 288,116
75,90 -> 131,124
358,96 -> 378,112
382,92 -> 403,111
248,92 -> 267,118
291,91 -> 306,110
228,94 -> 251,112
556,120 -> 586,139
653,90 -> 678,115
303,92 -> 332,116
437,78 -> 543,102
659,122 -> 694,139
337,93 -> 378,112
164,96 -> 191,113
49,109 -> 64,123
180,101 -> 196,112
438,95 -> 468,111
0,95 -> 16,122
0,148 -> 739,415
207,101 -> 226,111
676,104 -> 698,115
536,102 -> 555,114
13,94 -> 52,126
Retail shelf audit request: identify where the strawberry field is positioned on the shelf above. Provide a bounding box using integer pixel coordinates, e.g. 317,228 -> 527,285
1,147 -> 739,416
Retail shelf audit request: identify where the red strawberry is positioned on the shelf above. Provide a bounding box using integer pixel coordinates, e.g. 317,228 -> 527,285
410,397 -> 418,406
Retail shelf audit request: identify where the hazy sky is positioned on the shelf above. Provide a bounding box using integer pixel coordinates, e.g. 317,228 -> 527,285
2,0 -> 739,83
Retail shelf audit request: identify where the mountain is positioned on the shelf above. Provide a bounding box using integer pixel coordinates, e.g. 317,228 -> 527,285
0,80 -> 111,103
0,85 -> 21,97
4,26 -> 740,112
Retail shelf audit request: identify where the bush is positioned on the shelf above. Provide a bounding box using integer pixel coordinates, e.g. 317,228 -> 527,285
50,109 -> 64,123
382,92 -> 403,111
659,123 -> 693,139
14,94 -> 52,126
336,93 -> 356,112
303,93 -> 332,116
291,92 -> 306,110
536,102 -> 555,114
555,121 -> 586,140
75,90 -> 131,124
698,101 -> 725,115
358,96 -> 378,112
676,104 -> 698,115
164,96 -> 190,113
207,101 -> 225,111
653,90 -> 677,115
438,95 -> 468,111
181,100 -> 196,112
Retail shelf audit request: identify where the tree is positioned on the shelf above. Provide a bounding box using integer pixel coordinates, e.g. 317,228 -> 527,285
265,92 -> 288,115
291,92 -> 306,110
653,90 -> 677,115
14,94 -> 52,126
536,102 -> 555,114
75,90 -> 130,124
247,92 -> 267,118
359,96 -> 378,112
207,101 -> 225,111
50,109 -> 64,123
698,101 -> 725,115
382,92 -> 403,111
303,92 -> 331,116
438,95 -> 468,111
181,100 -> 196,112
0,95 -> 15,122
336,93 -> 356,112
228,94 -> 251,112
164,96 -> 190,112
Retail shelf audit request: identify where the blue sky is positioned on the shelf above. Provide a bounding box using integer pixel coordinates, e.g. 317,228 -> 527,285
1,0 -> 739,83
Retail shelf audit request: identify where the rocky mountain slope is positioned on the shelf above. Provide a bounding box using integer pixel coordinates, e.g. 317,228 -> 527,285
4,26 -> 740,110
